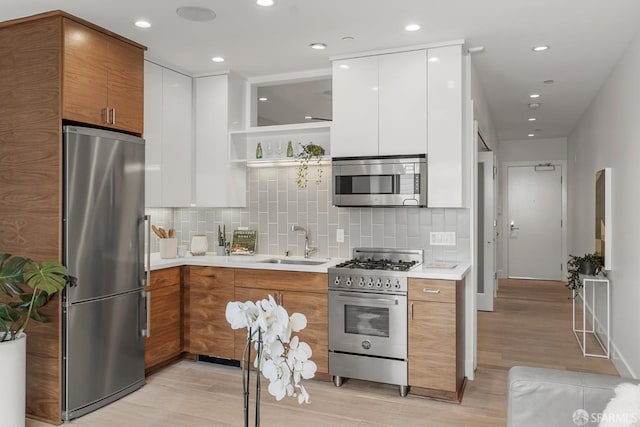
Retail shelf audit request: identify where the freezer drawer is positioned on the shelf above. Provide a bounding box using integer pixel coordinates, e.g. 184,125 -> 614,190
63,291 -> 145,420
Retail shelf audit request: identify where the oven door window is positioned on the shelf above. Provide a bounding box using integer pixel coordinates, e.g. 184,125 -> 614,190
335,175 -> 397,195
344,305 -> 390,337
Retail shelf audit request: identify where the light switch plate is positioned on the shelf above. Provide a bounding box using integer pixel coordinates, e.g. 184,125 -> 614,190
430,231 -> 456,246
336,229 -> 344,243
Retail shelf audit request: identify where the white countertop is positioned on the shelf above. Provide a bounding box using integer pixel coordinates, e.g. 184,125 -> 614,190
408,263 -> 471,281
150,252 -> 342,273
150,253 -> 471,281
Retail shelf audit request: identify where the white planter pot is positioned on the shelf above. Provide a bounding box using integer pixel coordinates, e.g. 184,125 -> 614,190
0,333 -> 26,427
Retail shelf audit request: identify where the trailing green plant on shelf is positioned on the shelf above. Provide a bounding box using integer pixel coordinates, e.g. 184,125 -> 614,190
0,253 -> 76,341
296,142 -> 325,189
566,252 -> 604,292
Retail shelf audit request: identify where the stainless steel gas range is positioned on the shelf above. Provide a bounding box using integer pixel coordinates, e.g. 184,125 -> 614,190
328,248 -> 423,396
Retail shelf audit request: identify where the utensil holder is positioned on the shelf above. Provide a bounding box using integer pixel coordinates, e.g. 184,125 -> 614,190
159,238 -> 177,259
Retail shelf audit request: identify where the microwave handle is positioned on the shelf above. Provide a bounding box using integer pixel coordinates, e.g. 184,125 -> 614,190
336,293 -> 399,306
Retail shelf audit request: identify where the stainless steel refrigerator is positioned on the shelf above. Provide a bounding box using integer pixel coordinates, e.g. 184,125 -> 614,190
61,125 -> 147,421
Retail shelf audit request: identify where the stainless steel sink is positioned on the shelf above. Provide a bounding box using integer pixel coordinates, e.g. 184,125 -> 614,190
260,258 -> 327,266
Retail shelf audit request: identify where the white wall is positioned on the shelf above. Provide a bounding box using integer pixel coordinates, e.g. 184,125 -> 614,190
568,29 -> 640,379
495,138 -> 567,278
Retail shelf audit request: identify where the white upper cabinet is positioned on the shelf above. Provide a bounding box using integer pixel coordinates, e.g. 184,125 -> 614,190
332,50 -> 427,157
144,61 -> 193,207
331,55 -> 379,157
194,73 -> 247,207
427,45 -> 463,208
144,61 -> 163,207
378,50 -> 427,156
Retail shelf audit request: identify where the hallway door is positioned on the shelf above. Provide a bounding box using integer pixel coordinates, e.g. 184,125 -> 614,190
507,163 -> 564,280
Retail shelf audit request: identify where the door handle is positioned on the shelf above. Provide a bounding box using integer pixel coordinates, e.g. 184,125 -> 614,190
510,221 -> 520,231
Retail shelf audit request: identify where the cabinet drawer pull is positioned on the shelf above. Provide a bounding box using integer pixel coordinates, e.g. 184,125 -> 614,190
156,277 -> 168,283
423,289 -> 441,294
205,274 -> 217,278
112,108 -> 116,125
103,107 -> 111,124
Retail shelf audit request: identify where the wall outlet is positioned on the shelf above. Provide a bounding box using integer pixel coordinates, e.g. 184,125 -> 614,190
430,231 -> 456,246
336,229 -> 344,243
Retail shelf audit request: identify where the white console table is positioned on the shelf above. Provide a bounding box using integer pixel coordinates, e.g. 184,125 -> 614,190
572,275 -> 610,358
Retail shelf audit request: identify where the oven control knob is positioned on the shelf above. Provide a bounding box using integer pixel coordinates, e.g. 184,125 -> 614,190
361,340 -> 371,350
394,280 -> 401,289
366,278 -> 373,288
358,278 -> 365,287
375,279 -> 382,288
345,277 -> 352,287
334,276 -> 341,286
384,279 -> 391,288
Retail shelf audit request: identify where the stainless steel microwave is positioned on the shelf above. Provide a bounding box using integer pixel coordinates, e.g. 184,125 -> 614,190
332,154 -> 427,207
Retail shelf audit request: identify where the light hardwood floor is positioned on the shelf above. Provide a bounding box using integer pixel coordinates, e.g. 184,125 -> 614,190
28,279 -> 619,426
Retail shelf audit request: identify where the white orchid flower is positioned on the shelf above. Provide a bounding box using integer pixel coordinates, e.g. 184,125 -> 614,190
225,301 -> 258,330
226,296 -> 315,405
289,312 -> 307,332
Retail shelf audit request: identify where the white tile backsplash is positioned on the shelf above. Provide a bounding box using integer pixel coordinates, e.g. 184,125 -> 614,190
147,165 -> 471,262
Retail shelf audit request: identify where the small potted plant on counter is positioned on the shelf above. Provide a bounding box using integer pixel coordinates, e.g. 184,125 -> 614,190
566,252 -> 604,291
0,253 -> 75,427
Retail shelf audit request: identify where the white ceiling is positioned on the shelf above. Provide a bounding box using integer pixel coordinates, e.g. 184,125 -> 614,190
3,0 -> 640,141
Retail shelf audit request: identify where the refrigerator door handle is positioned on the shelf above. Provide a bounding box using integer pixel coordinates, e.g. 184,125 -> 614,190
143,214 -> 151,287
142,290 -> 151,337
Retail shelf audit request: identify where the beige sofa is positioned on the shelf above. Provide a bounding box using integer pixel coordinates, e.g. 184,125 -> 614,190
507,366 -> 639,427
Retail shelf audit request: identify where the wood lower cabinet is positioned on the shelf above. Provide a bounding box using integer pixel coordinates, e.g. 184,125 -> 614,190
185,266 -> 236,359
145,268 -> 182,372
408,278 -> 465,401
234,269 -> 329,374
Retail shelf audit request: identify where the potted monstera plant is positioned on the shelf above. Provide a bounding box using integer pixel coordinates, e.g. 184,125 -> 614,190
0,253 -> 75,427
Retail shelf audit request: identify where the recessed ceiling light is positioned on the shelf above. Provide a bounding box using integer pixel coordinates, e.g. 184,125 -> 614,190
339,64 -> 350,70
310,43 -> 327,50
428,57 -> 439,63
134,20 -> 151,29
258,97 -> 268,102
342,36 -> 354,41
405,24 -> 421,32
528,133 -> 535,137
256,0 -> 275,6
528,117 -> 537,122
528,103 -> 541,109
176,6 -> 216,22
304,116 -> 313,120
532,45 -> 550,52
211,56 -> 225,63
529,93 -> 541,99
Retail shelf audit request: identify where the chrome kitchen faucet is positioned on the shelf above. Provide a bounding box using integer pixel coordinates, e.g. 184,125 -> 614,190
290,225 -> 317,258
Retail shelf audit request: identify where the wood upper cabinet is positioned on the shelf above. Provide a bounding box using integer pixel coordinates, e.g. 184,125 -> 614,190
186,266 -> 236,359
62,18 -> 144,134
408,278 -> 465,401
233,269 -> 329,374
145,267 -> 182,371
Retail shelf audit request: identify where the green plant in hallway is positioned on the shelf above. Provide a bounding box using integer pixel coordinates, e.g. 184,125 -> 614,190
296,142 -> 325,189
566,252 -> 604,291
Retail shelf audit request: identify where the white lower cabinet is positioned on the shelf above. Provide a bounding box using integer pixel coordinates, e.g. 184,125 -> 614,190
194,74 -> 247,207
144,61 -> 193,207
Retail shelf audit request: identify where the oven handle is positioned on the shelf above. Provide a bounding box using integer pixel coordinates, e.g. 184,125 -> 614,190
335,293 -> 400,305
